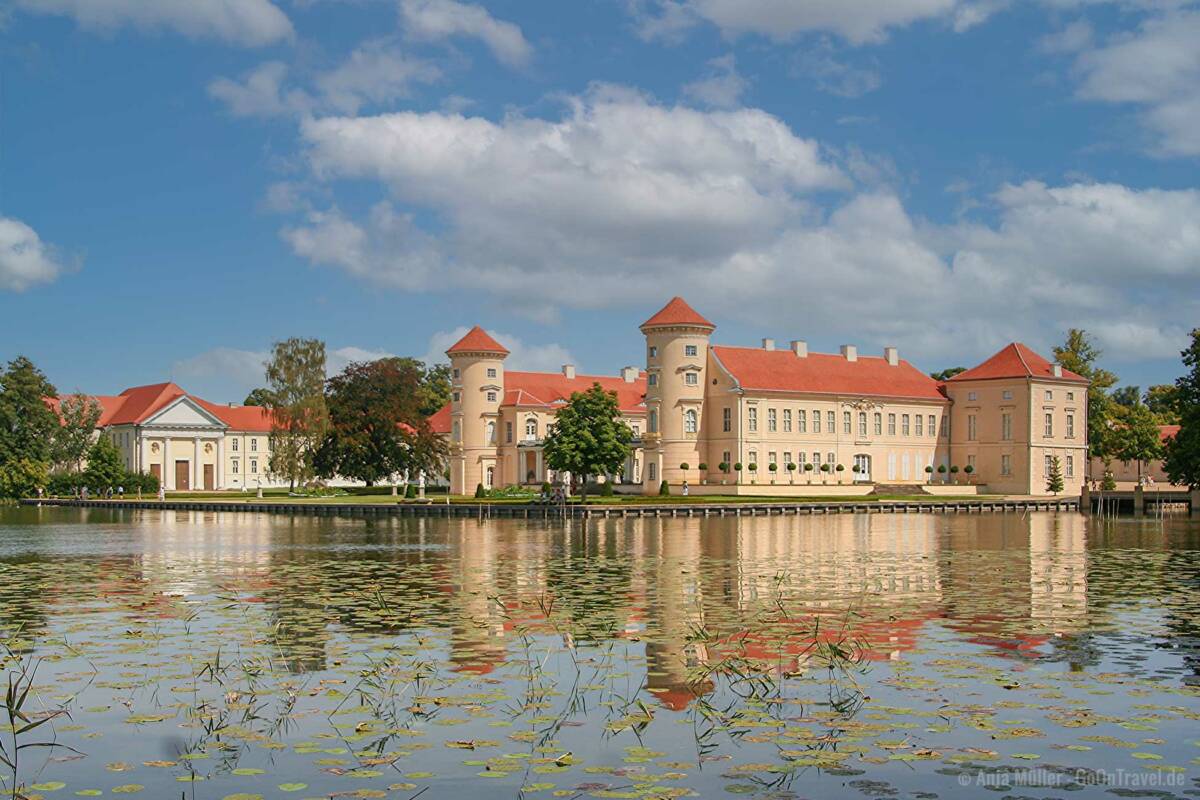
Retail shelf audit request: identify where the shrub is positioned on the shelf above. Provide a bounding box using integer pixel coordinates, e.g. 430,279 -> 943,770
804,463 -> 814,472
698,462 -> 708,471
679,462 -> 690,471
1102,471 -> 1117,491
474,483 -> 486,498
836,464 -> 845,472
786,463 -> 796,472
718,462 -> 729,473
937,464 -> 947,474
820,463 -> 830,473
964,464 -> 975,474
405,483 -> 417,498
659,480 -> 670,496
748,463 -> 758,473
541,481 -> 552,494
925,465 -> 934,473
733,462 -> 743,472
768,463 -> 777,473
601,480 -> 615,496
851,464 -> 860,473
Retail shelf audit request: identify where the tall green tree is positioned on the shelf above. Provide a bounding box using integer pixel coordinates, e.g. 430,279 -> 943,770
1046,455 -> 1064,494
243,387 -> 276,407
314,358 -> 448,486
1145,384 -> 1181,424
1165,329 -> 1200,488
1111,403 -> 1165,482
1112,385 -> 1141,408
0,356 -> 58,468
264,338 -> 330,491
543,383 -> 633,503
1054,329 -> 1118,469
930,367 -> 966,382
84,436 -> 126,490
51,393 -> 102,473
416,362 -> 453,417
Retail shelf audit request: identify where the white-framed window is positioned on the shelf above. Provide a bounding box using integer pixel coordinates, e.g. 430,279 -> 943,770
648,374 -> 658,387
967,454 -> 976,471
250,459 -> 258,474
231,460 -> 239,475
1001,413 -> 1012,441
506,422 -> 513,443
888,414 -> 896,435
748,407 -> 758,432
525,418 -> 539,440
1045,390 -> 1053,401
902,414 -> 911,436
723,407 -> 732,432
648,462 -> 657,481
812,410 -> 821,433
231,438 -> 239,452
1066,413 -> 1075,438
684,409 -> 698,434
1066,455 -> 1074,477
1001,455 -> 1011,475
967,415 -> 977,441
783,409 -> 792,432
250,438 -> 258,452
486,391 -> 497,402
685,344 -> 698,357
487,367 -> 497,378
843,411 -> 852,434
783,451 -> 792,466
648,410 -> 658,433
874,413 -> 882,435
452,368 -> 460,380
1045,454 -> 1054,475
827,452 -> 836,465
1002,390 -> 1013,400
749,450 -> 757,467
632,424 -> 640,437
452,420 -> 461,442
768,408 -> 777,432
768,451 -> 777,468
798,452 -> 807,465
915,414 -> 924,436
1067,392 -> 1075,401
648,346 -> 658,359
928,415 -> 936,437
968,391 -> 977,401
1044,413 -> 1054,437
722,450 -> 731,466
799,410 -> 807,433
685,372 -> 699,386
452,391 -> 461,403
812,452 -> 820,466
858,412 -> 867,437
939,416 -> 949,437
826,411 -> 835,432
486,421 -> 495,443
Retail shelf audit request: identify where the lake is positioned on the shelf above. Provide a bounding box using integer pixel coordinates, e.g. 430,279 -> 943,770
0,506 -> 1198,799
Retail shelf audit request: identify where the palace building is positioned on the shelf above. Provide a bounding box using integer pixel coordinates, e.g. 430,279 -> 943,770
442,296 -> 1089,497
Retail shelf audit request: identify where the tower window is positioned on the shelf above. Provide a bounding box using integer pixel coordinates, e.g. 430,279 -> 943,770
685,345 -> 698,357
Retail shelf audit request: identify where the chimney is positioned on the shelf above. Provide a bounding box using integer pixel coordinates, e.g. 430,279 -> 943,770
884,346 -> 899,366
762,338 -> 775,351
621,366 -> 638,383
841,344 -> 858,362
1052,364 -> 1063,378
562,364 -> 576,379
791,340 -> 808,358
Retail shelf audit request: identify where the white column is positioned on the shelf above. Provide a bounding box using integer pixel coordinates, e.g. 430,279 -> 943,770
193,437 -> 201,490
215,437 -> 224,490
139,435 -> 148,474
162,437 -> 171,489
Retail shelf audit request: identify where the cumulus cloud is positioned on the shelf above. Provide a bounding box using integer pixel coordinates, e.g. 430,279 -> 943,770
423,329 -> 576,373
0,216 -> 70,291
682,54 -> 748,109
1072,9 -> 1200,156
400,0 -> 532,67
209,42 -> 440,118
13,0 -> 293,47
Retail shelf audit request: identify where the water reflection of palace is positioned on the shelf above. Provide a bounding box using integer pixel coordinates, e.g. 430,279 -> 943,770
6,507 -> 1194,705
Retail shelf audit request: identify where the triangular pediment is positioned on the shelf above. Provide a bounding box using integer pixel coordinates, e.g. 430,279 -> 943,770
143,396 -> 227,428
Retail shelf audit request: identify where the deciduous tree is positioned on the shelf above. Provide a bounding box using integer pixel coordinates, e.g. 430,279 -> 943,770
543,383 -> 632,503
1145,384 -> 1181,424
84,436 -> 126,490
930,367 -> 966,382
51,393 -> 102,473
0,356 -> 58,469
243,387 -> 276,407
1165,329 -> 1200,489
1112,385 -> 1141,408
1111,403 -> 1165,482
264,338 -> 330,491
1054,329 -> 1118,468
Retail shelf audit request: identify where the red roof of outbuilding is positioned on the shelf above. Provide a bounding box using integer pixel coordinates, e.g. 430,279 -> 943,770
948,343 -> 1088,384
194,398 -> 273,432
640,296 -> 715,331
503,371 -> 647,414
429,403 -> 452,434
1160,424 -> 1180,443
711,346 -> 946,401
446,326 -> 510,356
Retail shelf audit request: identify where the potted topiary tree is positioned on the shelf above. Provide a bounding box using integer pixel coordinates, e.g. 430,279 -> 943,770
698,463 -> 708,485
964,464 -> 975,484
680,462 -> 689,473
949,465 -> 960,484
768,462 -> 778,484
820,463 -> 831,484
937,464 -> 947,484
748,462 -> 758,484
835,463 -> 845,484
925,464 -> 934,484
718,462 -> 730,485
733,462 -> 743,484
804,462 -> 814,483
786,462 -> 797,484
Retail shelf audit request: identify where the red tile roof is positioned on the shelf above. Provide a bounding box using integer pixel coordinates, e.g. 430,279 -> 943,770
1160,424 -> 1180,443
711,346 -> 946,401
640,296 -> 715,331
194,398 -> 273,432
446,325 -> 510,356
948,343 -> 1088,384
429,403 -> 452,434
503,371 -> 647,414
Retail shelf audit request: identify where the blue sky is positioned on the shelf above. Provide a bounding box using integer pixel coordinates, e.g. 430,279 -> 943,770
1,0 -> 1197,402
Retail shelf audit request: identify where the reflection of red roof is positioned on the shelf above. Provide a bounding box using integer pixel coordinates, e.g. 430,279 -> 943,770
948,343 -> 1087,384
640,297 -> 715,331
503,371 -> 647,414
429,403 -> 452,434
712,347 -> 946,401
446,326 -> 510,356
1160,424 -> 1180,443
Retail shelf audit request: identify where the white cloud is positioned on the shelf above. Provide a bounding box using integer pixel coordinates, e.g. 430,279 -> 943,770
1071,9 -> 1200,156
423,328 -> 576,372
682,54 -> 748,109
0,216 -> 69,291
400,0 -> 532,67
13,0 -> 293,47
794,44 -> 882,97
209,42 -> 439,118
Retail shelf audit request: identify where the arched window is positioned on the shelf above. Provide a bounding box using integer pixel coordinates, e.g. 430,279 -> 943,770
684,409 -> 698,434
485,421 -> 495,443
525,418 -> 538,440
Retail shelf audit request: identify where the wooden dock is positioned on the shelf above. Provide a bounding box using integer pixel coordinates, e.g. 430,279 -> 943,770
21,497 -> 1080,519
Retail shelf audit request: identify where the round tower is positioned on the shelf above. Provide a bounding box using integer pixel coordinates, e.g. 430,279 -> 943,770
446,326 -> 508,495
640,297 -> 715,495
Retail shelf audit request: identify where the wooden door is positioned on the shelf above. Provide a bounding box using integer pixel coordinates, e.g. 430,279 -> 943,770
150,463 -> 161,481
203,464 -> 215,491
175,460 -> 190,491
